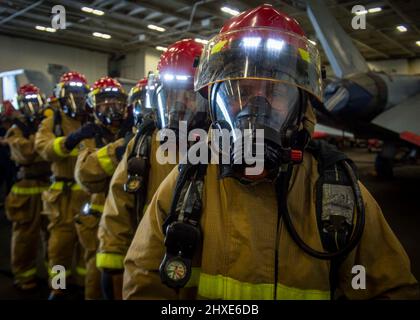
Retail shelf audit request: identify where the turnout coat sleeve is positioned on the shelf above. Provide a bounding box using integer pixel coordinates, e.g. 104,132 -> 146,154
75,138 -> 125,194
6,126 -> 37,164
123,166 -> 180,300
96,138 -> 137,270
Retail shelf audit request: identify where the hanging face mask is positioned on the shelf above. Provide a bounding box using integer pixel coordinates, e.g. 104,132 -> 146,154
57,84 -> 89,118
210,79 -> 306,180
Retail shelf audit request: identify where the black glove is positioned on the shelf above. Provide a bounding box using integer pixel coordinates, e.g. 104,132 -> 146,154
64,122 -> 98,150
115,145 -> 127,162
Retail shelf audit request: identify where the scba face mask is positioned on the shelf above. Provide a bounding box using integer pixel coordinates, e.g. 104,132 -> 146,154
154,79 -> 209,137
57,84 -> 89,118
19,95 -> 44,120
210,79 -> 307,181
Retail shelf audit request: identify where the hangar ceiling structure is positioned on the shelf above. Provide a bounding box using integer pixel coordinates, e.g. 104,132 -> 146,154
0,0 -> 420,62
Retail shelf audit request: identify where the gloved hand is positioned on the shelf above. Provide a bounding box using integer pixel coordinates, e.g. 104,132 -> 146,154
115,145 -> 127,161
64,122 -> 98,150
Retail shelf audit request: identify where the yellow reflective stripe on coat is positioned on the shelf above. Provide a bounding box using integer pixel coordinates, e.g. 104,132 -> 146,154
90,204 -> 104,213
16,267 -> 37,279
97,145 -> 115,176
197,273 -> 330,300
76,267 -> 87,276
53,137 -> 78,157
48,268 -> 72,278
50,182 -> 82,191
185,267 -> 201,288
275,282 -> 330,300
11,185 -> 48,195
96,252 -> 125,270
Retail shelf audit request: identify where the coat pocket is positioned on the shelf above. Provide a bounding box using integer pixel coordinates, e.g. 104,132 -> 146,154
41,188 -> 63,226
5,193 -> 33,223
75,213 -> 100,252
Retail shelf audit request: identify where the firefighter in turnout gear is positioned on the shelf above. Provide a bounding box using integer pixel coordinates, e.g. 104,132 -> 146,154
98,39 -> 208,299
34,71 -> 92,300
74,76 -> 133,299
5,84 -> 51,290
122,5 -> 419,300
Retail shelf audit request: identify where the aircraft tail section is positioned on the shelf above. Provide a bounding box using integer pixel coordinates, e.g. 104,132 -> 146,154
306,0 -> 369,78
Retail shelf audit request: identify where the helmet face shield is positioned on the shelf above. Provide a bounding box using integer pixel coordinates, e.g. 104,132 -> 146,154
18,94 -> 44,118
195,28 -> 322,101
58,83 -> 89,117
211,79 -> 301,145
129,85 -> 153,125
155,82 -> 207,131
94,91 -> 127,125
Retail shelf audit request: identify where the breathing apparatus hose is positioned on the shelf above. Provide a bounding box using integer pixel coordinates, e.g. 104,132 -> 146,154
278,160 -> 365,260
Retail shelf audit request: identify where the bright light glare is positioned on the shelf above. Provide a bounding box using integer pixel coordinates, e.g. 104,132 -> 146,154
164,74 -> 174,81
156,46 -> 167,51
82,7 -> 104,16
368,7 -> 382,13
221,6 -> 240,16
93,32 -> 111,39
148,24 -> 166,32
195,38 -> 209,45
397,25 -> 407,32
176,75 -> 188,81
242,37 -> 261,48
266,39 -> 284,50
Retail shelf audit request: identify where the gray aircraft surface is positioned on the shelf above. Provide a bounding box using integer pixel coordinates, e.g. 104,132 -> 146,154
306,0 -> 420,177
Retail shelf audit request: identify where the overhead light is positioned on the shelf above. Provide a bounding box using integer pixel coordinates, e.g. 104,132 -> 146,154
368,7 -> 382,13
397,25 -> 408,32
309,39 -> 317,46
195,38 -> 208,45
93,32 -> 111,39
221,6 -> 240,16
354,7 -> 382,15
355,9 -> 368,15
35,25 -> 56,33
416,41 -> 420,47
156,46 -> 167,51
148,24 -> 166,32
81,6 -> 104,16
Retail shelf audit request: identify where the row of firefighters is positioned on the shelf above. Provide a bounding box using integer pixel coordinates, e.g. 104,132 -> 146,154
0,5 -> 418,300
